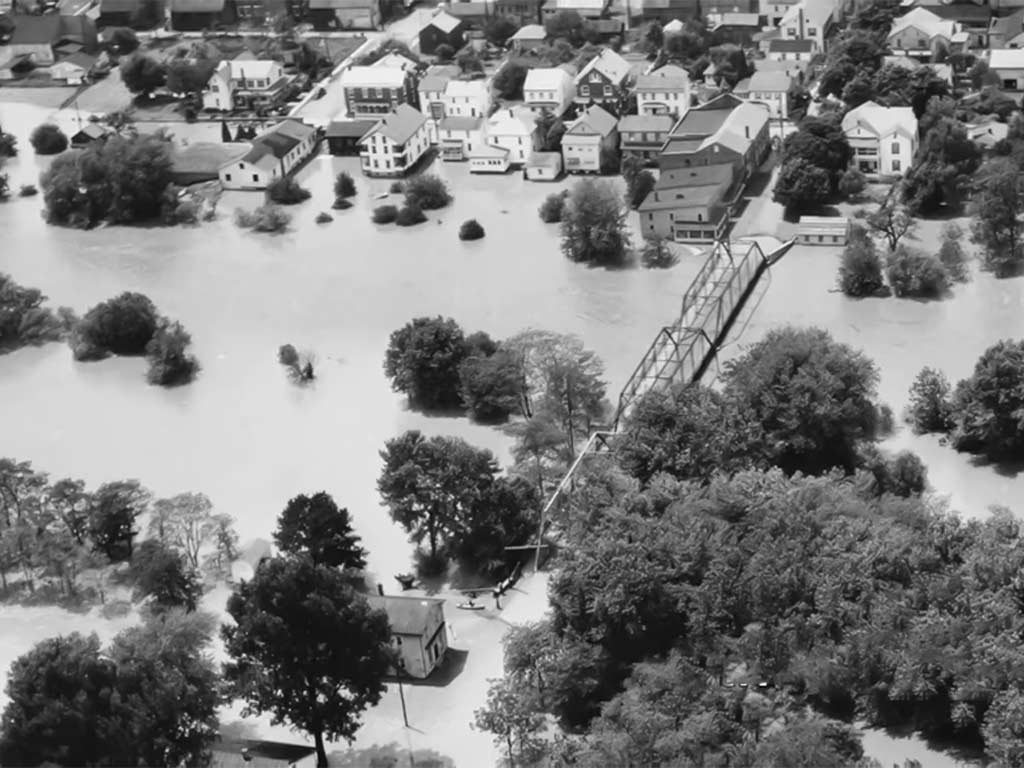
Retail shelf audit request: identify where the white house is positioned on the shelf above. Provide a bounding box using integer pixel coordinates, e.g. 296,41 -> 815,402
634,64 -> 691,117
202,59 -> 288,112
358,103 -> 431,177
417,71 -> 451,144
561,104 -> 617,173
218,119 -> 319,191
439,115 -> 486,161
370,51 -> 420,73
965,115 -> 1009,148
841,100 -> 918,178
988,48 -> 1024,92
766,37 -> 816,66
367,595 -> 448,680
486,106 -> 538,164
525,151 -> 563,180
524,66 -> 575,116
50,52 -> 96,85
443,79 -> 491,118
887,7 -> 967,59
734,70 -> 792,119
778,0 -> 835,51
469,143 -> 511,173
761,0 -> 799,25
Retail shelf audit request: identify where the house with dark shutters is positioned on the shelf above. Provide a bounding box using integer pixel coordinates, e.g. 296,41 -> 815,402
339,65 -> 418,118
418,10 -> 466,55
573,47 -> 632,107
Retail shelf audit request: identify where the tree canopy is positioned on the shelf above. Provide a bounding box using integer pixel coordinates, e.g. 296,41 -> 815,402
273,491 -> 366,570
560,178 -> 631,267
950,339 -> 1024,461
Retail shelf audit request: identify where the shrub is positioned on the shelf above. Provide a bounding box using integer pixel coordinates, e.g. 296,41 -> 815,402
396,203 -> 426,226
459,219 -> 485,240
838,167 -> 867,199
183,105 -> 197,122
278,344 -> 299,366
30,124 -> 69,155
145,320 -> 199,386
404,174 -> 452,210
331,197 -> 353,210
267,177 -> 311,205
315,211 -> 333,224
938,222 -> 970,283
886,246 -> 950,298
950,340 -> 1024,459
627,170 -> 656,209
74,292 -> 159,359
435,43 -> 455,62
641,236 -> 677,268
372,204 -> 399,224
110,27 -> 139,54
19,184 -> 37,197
235,205 -> 291,233
167,199 -> 200,225
334,171 -> 356,199
838,226 -> 885,297
389,181 -> 405,193
539,191 -> 568,223
0,130 -> 16,158
906,366 -> 954,433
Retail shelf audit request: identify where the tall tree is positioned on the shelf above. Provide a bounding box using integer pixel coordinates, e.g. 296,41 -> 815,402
273,491 -> 366,570
866,195 -> 917,251
970,158 -> 1024,277
474,678 -> 546,768
119,53 -> 167,97
148,492 -> 216,569
773,159 -> 832,214
950,339 -> 1024,460
560,179 -> 631,267
222,557 -> 393,767
131,539 -> 203,612
383,316 -> 470,410
89,480 -> 149,562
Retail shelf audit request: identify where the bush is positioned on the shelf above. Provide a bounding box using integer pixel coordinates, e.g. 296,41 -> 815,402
235,205 -> 291,233
906,366 -> 954,433
315,211 -> 333,224
372,204 -> 399,224
110,27 -> 139,54
641,236 -> 677,268
267,177 -> 311,205
0,130 -> 16,158
950,340 -> 1024,460
838,226 -> 885,297
838,168 -> 867,199
435,43 -> 455,62
278,344 -> 299,366
74,292 -> 159,359
389,181 -> 405,193
627,170 -> 655,209
145,320 -> 199,386
459,219 -> 485,240
331,197 -> 353,210
886,246 -> 950,298
30,124 -> 69,156
396,203 -> 426,226
938,222 -> 970,283
334,171 -> 356,199
539,191 -> 568,223
19,184 -> 37,197
167,198 -> 200,225
404,174 -> 452,210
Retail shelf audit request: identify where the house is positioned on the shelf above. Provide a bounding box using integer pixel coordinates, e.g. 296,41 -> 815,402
370,51 -> 421,73
635,63 -> 691,116
308,0 -> 382,30
233,0 -> 269,25
495,0 -> 543,24
778,0 -> 836,52
70,122 -> 111,149
444,78 -> 491,117
761,0 -> 799,26
5,14 -> 97,67
639,0 -> 700,24
439,115 -> 486,160
445,1 -> 492,28
168,0 -> 228,31
573,47 -> 632,107
562,103 -> 618,172
525,150 -> 563,179
367,595 -> 447,679
202,59 -> 291,112
966,115 -> 1010,148
50,51 -> 95,84
358,103 -> 431,177
659,93 -> 771,178
797,215 -> 851,246
510,23 -> 547,51
584,17 -> 625,40
886,7 -> 967,59
218,119 -> 319,190
171,142 -> 249,185
841,100 -> 918,178
325,119 -> 377,154
419,10 -> 466,55
97,0 -> 139,27
662,17 -> 686,35
417,71 -> 451,143
733,70 -> 792,119
766,37 -> 816,69
524,66 -> 576,115
988,48 -> 1024,92
618,113 -> 674,161
541,0 -> 609,18
638,162 -> 738,242
340,65 -> 418,118
210,738 -> 317,768
469,142 -> 511,172
912,0 -> 990,48
486,106 -> 539,164
989,7 -> 1024,48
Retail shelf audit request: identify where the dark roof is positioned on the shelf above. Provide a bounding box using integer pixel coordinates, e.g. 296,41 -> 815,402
668,108 -> 730,139
242,119 -> 315,162
71,123 -> 109,141
585,18 -> 624,33
639,165 -> 733,210
361,104 -> 428,146
991,9 -> 1024,35
446,2 -> 490,17
926,3 -> 990,22
618,113 -> 675,132
100,0 -> 139,12
326,119 -> 377,137
367,595 -> 444,636
211,738 -> 316,768
768,38 -> 815,53
61,51 -> 96,68
9,15 -> 61,45
657,161 -> 734,189
169,0 -> 226,12
173,141 -> 248,172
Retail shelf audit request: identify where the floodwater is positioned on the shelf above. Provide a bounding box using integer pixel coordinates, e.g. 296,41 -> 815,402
0,96 -> 1019,766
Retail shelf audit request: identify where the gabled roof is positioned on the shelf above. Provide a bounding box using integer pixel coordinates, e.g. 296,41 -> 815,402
72,123 -> 110,140
768,38 -> 814,53
238,119 -> 315,163
635,63 -> 690,91
418,73 -> 450,92
888,6 -> 957,39
211,738 -> 316,768
340,65 -> 409,88
9,15 -> 61,45
512,23 -> 547,40
445,79 -> 488,99
663,18 -> 685,34
524,66 -> 573,92
575,47 -> 632,85
744,70 -> 792,92
469,143 -> 510,158
326,118 -> 376,137
565,104 -> 617,137
439,115 -> 483,131
100,0 -> 139,12
223,59 -> 280,81
169,0 -> 225,12
447,2 -> 490,17
989,48 -> 1024,70
709,11 -> 759,27
990,7 -> 1024,36
367,595 -> 444,636
780,0 -> 833,31
361,103 -> 428,146
424,9 -> 462,33
370,52 -> 420,71
841,100 -> 917,139
527,151 -> 562,168
618,113 -> 675,132
60,51 -> 97,69
488,106 -> 537,135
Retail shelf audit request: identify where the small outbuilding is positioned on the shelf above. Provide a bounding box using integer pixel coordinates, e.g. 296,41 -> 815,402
70,122 -> 111,148
325,119 -> 376,155
510,23 -> 546,51
797,215 -> 850,246
367,595 -> 448,679
418,10 -> 466,56
524,150 -> 562,180
469,142 -> 511,173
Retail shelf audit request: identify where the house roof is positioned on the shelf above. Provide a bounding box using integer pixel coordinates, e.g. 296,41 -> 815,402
488,107 -> 536,135
780,0 -> 833,31
169,0 -> 225,12
709,11 -> 760,27
841,100 -> 917,139
663,18 -> 685,33
447,2 -> 490,17
445,78 -> 487,99
174,141 -> 248,173
524,66 -> 572,91
100,0 -> 139,12
551,0 -> 606,9
211,738 -> 316,768
470,143 -> 510,158
59,51 -> 97,69
925,3 -> 989,23
239,119 -> 315,163
370,51 -> 420,71
575,47 -> 632,85
224,59 -> 280,80
585,18 -> 624,33
72,123 -> 110,141
425,9 -> 462,33
361,103 -> 428,145
326,119 -> 377,137
9,15 -> 61,45
340,65 -> 409,88
618,113 -> 675,132
367,595 -> 444,636
639,167 -> 733,210
744,69 -> 792,92
566,104 -> 617,136
669,106 -> 730,139
989,48 -> 1024,70
527,151 -> 562,168
439,115 -> 483,131
512,23 -> 547,40
418,73 -> 450,92
990,7 -> 1024,36
656,161 -> 734,190
635,63 -> 690,91
768,38 -> 814,53
888,6 -> 957,39
309,0 -> 374,8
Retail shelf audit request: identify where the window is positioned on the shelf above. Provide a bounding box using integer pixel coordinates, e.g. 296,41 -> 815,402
892,159 -> 902,171
1004,79 -> 1017,90
252,174 -> 259,182
891,142 -> 900,154
581,85 -> 590,97
225,173 -> 232,181
697,213 -> 702,221
372,88 -> 379,98
648,213 -> 653,220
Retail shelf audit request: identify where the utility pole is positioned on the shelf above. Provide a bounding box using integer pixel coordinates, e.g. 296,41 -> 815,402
397,659 -> 409,728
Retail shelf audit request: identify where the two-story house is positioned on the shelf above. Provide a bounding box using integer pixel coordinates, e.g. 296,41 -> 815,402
439,116 -> 486,160
486,106 -> 539,164
367,595 -> 448,679
495,0 -> 543,24
733,70 -> 792,119
218,119 -> 319,190
778,0 -> 836,52
417,73 -> 491,143
561,104 -> 618,172
524,66 -> 576,115
841,100 -> 918,178
989,7 -> 1024,48
887,7 -> 967,60
308,0 -> 382,30
618,113 -> 675,161
765,38 -> 816,75
573,48 -> 632,107
419,10 -> 466,55
634,63 -> 691,116
202,59 -> 291,112
542,0 -> 609,18
638,163 -> 738,242
358,103 -> 431,177
989,47 -> 1024,92
417,71 -> 451,143
340,65 -> 418,119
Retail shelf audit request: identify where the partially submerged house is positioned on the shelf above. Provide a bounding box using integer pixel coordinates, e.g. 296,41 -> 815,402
367,595 -> 448,679
218,119 -> 319,190
358,103 -> 431,177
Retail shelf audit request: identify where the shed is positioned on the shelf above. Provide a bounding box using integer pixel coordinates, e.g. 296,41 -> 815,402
70,122 -> 111,148
524,150 -> 562,180
797,215 -> 850,246
469,142 -> 511,173
325,119 -> 376,155
419,10 -> 466,55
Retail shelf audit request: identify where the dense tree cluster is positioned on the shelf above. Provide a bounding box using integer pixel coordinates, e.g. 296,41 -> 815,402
773,114 -> 852,215
0,273 -> 72,354
971,157 -> 1024,276
29,123 -> 68,155
901,97 -> 981,215
560,178 -> 631,266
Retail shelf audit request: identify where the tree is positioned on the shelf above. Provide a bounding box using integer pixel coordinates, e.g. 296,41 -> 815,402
131,539 -> 203,612
0,125 -> 16,158
145,319 -> 200,386
773,159 -> 831,213
640,236 -> 677,269
0,273 -> 67,353
447,475 -> 537,577
970,158 -> 1024,277
383,316 -> 470,410
838,225 -> 885,297
222,557 -> 393,767
119,53 -> 167,97
404,174 -> 451,210
458,348 -> 522,422
539,190 -> 568,222
474,678 -> 546,768
89,480 -> 149,562
906,367 -> 955,434
560,178 -> 631,266
780,113 -> 853,185
148,492 -> 216,569
627,169 -> 655,209
165,58 -> 216,98
484,16 -> 519,46
204,513 -> 239,578
885,245 -> 949,298
983,686 -> 1024,768
950,339 -> 1024,460
29,123 -> 68,155
73,291 -> 159,359
545,10 -> 585,44
377,430 -> 499,561
434,43 -> 455,62
273,492 -> 366,570
536,111 -> 566,152
459,218 -> 485,241
456,48 -> 484,74
866,196 -> 917,251
938,222 -> 970,283
902,115 -> 981,215
722,326 -> 881,474
334,171 -> 356,199
268,177 -> 312,205
838,168 -> 867,199
493,62 -> 528,100
109,27 -> 139,53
